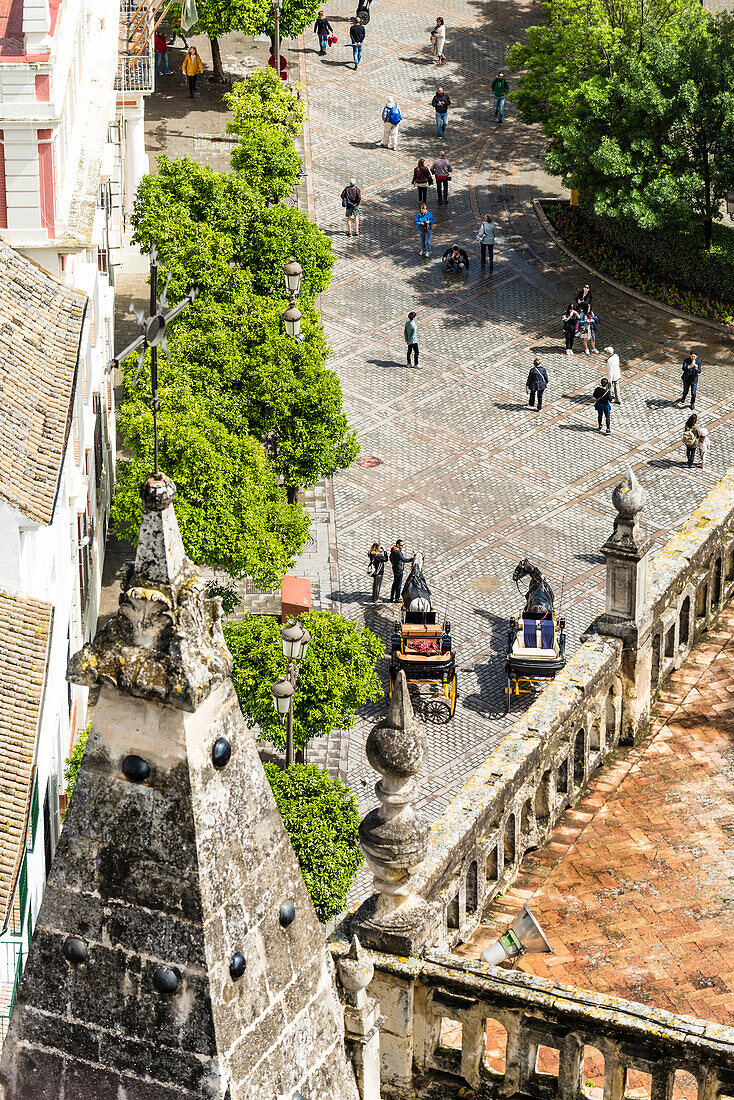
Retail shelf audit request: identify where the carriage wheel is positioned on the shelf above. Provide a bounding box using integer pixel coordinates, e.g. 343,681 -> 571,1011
424,698 -> 452,724
357,8 -> 370,22
447,672 -> 457,718
505,673 -> 512,714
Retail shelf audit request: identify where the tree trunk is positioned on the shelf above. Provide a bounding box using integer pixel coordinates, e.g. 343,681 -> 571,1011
287,485 -> 299,505
209,36 -> 226,83
700,134 -> 712,252
705,215 -> 712,251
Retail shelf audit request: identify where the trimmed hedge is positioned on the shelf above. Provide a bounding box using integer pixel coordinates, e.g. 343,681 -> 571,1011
578,196 -> 734,303
264,763 -> 363,922
543,203 -> 734,327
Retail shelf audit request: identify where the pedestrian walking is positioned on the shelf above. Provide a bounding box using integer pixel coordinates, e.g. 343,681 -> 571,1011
563,304 -> 579,355
605,346 -> 621,403
575,283 -> 592,310
314,10 -> 333,53
442,244 -> 469,271
390,540 -> 414,603
182,46 -> 203,97
431,150 -> 452,204
350,18 -> 365,67
404,311 -> 419,366
432,86 -> 451,136
368,542 -> 389,602
578,304 -> 598,355
698,426 -> 711,469
526,357 -> 548,411
492,70 -> 509,123
593,377 -> 612,434
155,29 -> 171,75
341,178 -> 361,236
683,414 -> 700,468
382,97 -> 402,149
476,213 -> 495,269
430,16 -> 446,64
415,202 -> 434,256
680,350 -> 702,409
412,159 -> 433,204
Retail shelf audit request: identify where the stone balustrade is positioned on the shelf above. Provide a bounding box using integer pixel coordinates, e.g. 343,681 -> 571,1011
331,942 -> 734,1100
355,470 -> 734,953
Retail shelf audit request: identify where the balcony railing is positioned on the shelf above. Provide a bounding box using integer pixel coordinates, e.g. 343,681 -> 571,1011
0,940 -> 24,1044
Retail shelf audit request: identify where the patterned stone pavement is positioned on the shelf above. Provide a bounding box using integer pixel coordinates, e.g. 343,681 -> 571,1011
456,602 -> 734,1051
301,0 -> 734,826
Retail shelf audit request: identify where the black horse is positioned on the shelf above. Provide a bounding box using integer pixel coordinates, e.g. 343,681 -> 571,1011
512,559 -> 555,620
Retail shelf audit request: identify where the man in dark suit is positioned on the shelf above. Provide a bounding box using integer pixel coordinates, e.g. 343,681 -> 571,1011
526,357 -> 549,411
389,540 -> 414,603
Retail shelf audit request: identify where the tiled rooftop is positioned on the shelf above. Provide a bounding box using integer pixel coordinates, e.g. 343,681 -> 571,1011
0,242 -> 86,526
0,588 -> 52,923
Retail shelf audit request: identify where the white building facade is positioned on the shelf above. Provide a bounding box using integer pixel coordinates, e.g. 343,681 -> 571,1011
0,0 -> 155,1040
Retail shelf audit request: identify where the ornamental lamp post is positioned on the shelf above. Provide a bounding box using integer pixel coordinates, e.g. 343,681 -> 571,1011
281,257 -> 304,341
271,619 -> 310,767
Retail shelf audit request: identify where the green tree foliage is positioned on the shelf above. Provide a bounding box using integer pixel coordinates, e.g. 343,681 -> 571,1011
112,386 -> 310,584
507,0 -> 703,134
64,723 -> 90,799
224,70 -> 305,201
264,763 -> 363,922
224,611 -> 384,753
225,66 -> 305,141
132,155 -> 332,300
545,15 -> 734,248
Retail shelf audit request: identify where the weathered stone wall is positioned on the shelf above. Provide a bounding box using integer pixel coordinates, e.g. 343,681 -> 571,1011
330,941 -> 734,1099
400,470 -> 734,948
1,680 -> 359,1100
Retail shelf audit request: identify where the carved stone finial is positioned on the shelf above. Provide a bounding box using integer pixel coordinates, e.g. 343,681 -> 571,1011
336,936 -> 374,1008
612,466 -> 646,520
358,672 -> 429,911
67,474 -> 231,711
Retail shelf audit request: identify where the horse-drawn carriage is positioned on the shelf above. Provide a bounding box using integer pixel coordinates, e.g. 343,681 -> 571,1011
505,559 -> 566,713
389,555 -> 457,723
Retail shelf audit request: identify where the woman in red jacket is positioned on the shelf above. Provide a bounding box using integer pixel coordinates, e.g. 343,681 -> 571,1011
154,30 -> 171,75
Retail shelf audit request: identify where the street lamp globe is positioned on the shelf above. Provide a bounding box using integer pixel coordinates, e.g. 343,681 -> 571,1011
271,675 -> 294,718
298,626 -> 311,660
282,301 -> 302,339
282,257 -> 303,296
280,619 -> 305,661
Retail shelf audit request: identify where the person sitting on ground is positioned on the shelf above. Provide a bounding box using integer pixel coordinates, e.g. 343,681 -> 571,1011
442,244 -> 469,272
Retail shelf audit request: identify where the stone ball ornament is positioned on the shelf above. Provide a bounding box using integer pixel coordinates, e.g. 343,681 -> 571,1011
122,754 -> 151,783
139,471 -> 177,512
152,967 -> 179,995
62,937 -> 88,965
211,737 -> 232,769
612,466 -> 647,519
365,671 -> 426,781
229,952 -> 246,980
279,900 -> 296,928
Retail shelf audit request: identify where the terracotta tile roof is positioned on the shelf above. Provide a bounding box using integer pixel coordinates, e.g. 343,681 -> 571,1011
0,242 -> 86,525
0,588 -> 52,925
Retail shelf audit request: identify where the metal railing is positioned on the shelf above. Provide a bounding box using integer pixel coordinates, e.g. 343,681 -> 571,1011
0,940 -> 24,1044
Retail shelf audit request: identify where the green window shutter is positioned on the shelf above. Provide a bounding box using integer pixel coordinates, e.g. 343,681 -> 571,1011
27,775 -> 39,851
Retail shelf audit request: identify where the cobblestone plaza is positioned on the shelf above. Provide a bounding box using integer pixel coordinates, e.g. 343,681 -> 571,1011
301,0 -> 734,825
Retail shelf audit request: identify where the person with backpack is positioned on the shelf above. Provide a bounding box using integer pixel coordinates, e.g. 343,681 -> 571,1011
681,350 -> 702,409
415,202 -> 434,256
682,414 -> 701,468
526,357 -> 548,411
382,97 -> 402,149
430,150 -> 452,204
350,18 -> 365,67
368,542 -> 389,602
340,178 -> 361,237
404,311 -> 419,366
314,11 -> 333,54
492,70 -> 509,123
593,377 -> 612,434
432,86 -> 451,136
476,213 -> 495,269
